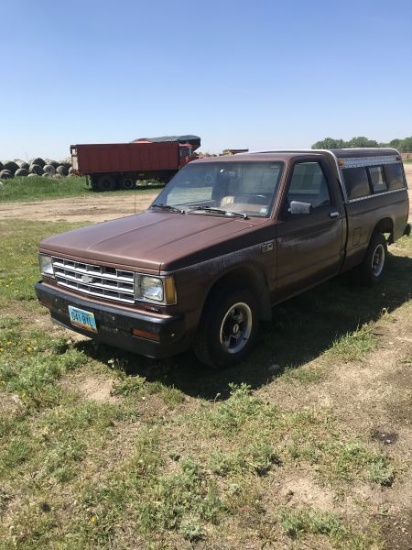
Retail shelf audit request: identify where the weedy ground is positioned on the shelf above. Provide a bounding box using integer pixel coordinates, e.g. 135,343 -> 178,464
1,217 -> 412,549
0,176 -> 163,202
0,176 -> 90,201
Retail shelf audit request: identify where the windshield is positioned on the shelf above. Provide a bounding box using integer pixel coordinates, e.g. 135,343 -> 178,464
152,160 -> 283,218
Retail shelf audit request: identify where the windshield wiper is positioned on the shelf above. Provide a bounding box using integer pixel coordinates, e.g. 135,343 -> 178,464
151,203 -> 185,214
188,206 -> 249,219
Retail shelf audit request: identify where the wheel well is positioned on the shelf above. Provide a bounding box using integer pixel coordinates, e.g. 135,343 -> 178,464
205,266 -> 272,321
374,218 -> 394,244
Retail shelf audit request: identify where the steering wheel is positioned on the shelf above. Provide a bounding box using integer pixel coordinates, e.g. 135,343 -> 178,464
247,194 -> 267,205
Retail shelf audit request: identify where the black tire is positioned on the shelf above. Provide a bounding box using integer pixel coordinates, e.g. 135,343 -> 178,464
43,164 -> 56,176
30,163 -> 43,175
15,168 -> 29,177
119,175 -> 136,189
357,233 -> 387,285
4,161 -> 19,175
56,165 -> 68,176
97,175 -> 116,191
193,288 -> 259,369
0,169 -> 13,179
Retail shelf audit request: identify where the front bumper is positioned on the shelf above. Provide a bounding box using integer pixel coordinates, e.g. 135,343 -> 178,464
35,281 -> 188,359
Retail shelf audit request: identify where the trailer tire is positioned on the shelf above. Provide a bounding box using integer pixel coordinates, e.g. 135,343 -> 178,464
119,175 -> 136,189
97,175 -> 116,191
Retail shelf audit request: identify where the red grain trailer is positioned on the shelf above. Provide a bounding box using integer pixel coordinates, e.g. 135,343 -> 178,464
70,140 -> 195,191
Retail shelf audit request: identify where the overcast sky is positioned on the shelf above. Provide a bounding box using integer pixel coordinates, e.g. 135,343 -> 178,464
1,0 -> 411,161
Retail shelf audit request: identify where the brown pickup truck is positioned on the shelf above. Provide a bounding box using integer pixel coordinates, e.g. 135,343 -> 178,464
35,148 -> 410,368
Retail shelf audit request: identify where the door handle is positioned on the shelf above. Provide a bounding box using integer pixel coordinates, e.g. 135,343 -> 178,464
328,211 -> 339,219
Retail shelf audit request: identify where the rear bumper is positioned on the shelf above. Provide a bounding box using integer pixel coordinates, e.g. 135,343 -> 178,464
35,281 -> 189,359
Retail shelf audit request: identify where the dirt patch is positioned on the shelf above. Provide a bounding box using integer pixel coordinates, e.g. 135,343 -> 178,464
257,298 -> 412,549
0,393 -> 24,416
59,371 -> 120,404
0,192 -> 158,223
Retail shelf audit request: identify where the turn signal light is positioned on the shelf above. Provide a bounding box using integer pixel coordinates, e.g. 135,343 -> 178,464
131,328 -> 160,342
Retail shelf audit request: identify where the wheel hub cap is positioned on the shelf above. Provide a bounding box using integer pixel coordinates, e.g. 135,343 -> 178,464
219,302 -> 253,354
231,323 -> 240,335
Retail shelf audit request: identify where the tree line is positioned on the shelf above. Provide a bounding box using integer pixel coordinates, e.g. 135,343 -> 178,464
312,136 -> 412,152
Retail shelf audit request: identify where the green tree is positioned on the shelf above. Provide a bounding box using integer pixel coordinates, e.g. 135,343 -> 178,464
347,136 -> 379,147
312,135 -> 412,151
398,137 -> 412,152
312,137 -> 346,149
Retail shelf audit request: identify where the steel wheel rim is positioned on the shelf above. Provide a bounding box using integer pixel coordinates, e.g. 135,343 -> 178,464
372,244 -> 385,277
219,301 -> 253,354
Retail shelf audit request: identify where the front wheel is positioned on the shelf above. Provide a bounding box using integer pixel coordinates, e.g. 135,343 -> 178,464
356,233 -> 387,285
193,288 -> 259,369
97,175 -> 116,191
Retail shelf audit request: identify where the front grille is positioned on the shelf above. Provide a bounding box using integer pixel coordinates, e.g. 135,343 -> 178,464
52,258 -> 135,304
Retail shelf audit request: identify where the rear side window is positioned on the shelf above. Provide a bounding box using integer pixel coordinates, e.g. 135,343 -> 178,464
369,166 -> 387,193
343,162 -> 406,200
384,163 -> 406,190
343,167 -> 370,199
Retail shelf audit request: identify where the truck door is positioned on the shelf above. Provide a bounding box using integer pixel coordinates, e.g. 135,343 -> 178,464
275,158 -> 346,299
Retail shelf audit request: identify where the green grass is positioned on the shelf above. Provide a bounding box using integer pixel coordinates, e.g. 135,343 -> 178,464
0,219 -> 412,548
0,176 -> 90,201
0,219 -> 85,305
327,323 -> 379,362
278,507 -> 380,548
0,175 -> 163,202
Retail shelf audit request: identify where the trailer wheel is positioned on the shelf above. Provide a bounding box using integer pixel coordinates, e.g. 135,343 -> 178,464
97,175 -> 116,191
193,287 -> 259,369
119,175 -> 136,189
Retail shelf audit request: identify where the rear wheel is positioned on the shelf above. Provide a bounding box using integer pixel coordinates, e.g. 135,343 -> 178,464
193,288 -> 259,369
356,233 -> 387,285
119,175 -> 136,189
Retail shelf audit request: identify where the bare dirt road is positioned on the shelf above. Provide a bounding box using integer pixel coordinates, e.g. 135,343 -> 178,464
0,191 -> 158,223
1,164 -> 411,223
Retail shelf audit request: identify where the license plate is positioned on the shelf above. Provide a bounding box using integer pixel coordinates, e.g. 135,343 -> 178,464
68,306 -> 97,333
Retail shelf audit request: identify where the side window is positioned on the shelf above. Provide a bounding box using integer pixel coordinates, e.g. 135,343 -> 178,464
342,167 -> 371,199
384,163 -> 406,190
343,164 -> 403,199
287,162 -> 331,209
368,166 -> 387,193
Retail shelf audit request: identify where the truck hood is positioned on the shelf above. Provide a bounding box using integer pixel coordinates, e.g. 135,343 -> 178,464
39,211 -> 266,274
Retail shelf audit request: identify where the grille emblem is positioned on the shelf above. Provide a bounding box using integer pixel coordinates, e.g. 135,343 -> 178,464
81,275 -> 95,284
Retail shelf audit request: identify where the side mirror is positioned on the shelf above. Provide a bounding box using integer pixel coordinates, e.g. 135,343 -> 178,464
289,200 -> 312,215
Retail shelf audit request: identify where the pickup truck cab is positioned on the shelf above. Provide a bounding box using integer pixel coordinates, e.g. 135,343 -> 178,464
35,148 -> 410,368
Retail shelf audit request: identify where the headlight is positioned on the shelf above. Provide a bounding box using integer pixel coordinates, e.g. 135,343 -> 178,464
135,275 -> 176,305
141,276 -> 164,302
39,254 -> 54,278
